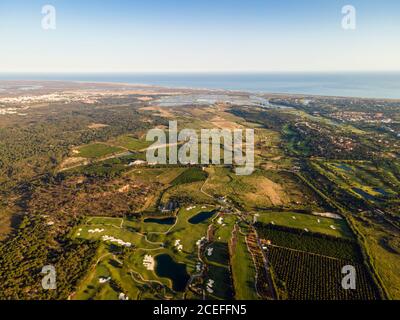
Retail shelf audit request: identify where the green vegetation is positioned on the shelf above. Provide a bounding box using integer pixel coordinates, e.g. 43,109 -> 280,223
256,211 -> 353,238
255,223 -> 362,262
72,224 -> 160,251
268,246 -> 380,300
352,214 -> 400,299
202,214 -> 237,300
206,242 -> 230,266
230,228 -> 259,300
74,143 -> 124,158
113,135 -> 152,151
69,206 -> 218,299
171,167 -> 208,186
206,264 -> 234,299
311,160 -> 400,207
1,84 -> 398,300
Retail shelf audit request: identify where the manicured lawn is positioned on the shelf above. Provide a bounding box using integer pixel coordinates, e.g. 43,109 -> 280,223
164,207 -> 216,261
71,207 -> 216,299
312,160 -> 399,203
129,167 -> 185,185
206,264 -> 234,299
171,167 -> 208,186
75,143 -> 124,158
114,135 -> 152,151
73,245 -> 152,300
256,211 -> 353,238
351,215 -> 400,300
214,214 -> 237,243
71,217 -> 161,250
231,230 -> 259,300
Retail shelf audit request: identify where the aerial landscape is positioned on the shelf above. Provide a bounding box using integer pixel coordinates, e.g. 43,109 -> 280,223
0,81 -> 399,301
0,0 -> 399,306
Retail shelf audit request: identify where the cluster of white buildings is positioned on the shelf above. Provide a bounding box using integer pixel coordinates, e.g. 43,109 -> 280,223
330,111 -> 393,124
102,235 -> 132,247
0,92 -> 108,116
174,239 -> 183,252
0,93 -> 100,105
0,107 -> 18,115
88,228 -> 105,234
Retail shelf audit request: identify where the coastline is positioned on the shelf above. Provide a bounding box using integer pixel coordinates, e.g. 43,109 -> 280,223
1,79 -> 400,102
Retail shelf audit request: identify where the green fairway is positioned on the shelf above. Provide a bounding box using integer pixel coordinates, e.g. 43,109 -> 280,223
213,214 -> 237,243
352,215 -> 400,299
114,135 -> 152,151
128,167 -> 186,185
206,264 -> 234,299
71,217 -> 162,250
230,228 -> 259,300
256,211 -> 353,238
70,206 -> 217,299
73,245 -> 171,300
171,167 -> 208,186
203,213 -> 237,299
163,206 -> 216,259
74,143 -> 124,158
312,160 -> 399,203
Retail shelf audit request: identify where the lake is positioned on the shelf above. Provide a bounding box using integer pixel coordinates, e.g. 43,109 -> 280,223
143,217 -> 176,225
154,254 -> 190,292
188,211 -> 216,224
352,188 -> 376,201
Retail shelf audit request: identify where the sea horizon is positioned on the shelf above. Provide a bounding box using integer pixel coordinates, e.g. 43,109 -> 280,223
1,71 -> 400,99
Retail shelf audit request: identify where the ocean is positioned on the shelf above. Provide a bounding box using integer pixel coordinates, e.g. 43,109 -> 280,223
0,72 -> 399,99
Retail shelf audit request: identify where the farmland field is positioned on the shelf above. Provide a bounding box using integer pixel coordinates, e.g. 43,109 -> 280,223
268,245 -> 380,300
113,135 -> 152,151
256,223 -> 362,262
171,167 -> 208,186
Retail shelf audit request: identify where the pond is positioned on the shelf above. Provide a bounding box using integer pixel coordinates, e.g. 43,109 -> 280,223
352,188 -> 376,201
335,164 -> 352,172
373,188 -> 389,196
154,254 -> 190,292
144,217 -> 176,225
188,211 -> 216,224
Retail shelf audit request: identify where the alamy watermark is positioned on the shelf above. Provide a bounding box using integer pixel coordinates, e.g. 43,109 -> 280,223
146,121 -> 255,176
342,265 -> 356,290
41,5 -> 56,30
342,5 -> 356,30
41,265 -> 57,290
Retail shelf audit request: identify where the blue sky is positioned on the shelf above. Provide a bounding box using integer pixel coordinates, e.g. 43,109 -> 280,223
0,0 -> 399,72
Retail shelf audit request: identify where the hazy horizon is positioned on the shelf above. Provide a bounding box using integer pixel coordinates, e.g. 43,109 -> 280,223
1,71 -> 400,99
